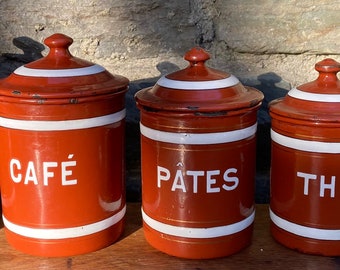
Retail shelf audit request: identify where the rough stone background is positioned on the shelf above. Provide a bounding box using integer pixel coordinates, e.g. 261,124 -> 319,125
0,0 -> 339,203
0,0 -> 339,84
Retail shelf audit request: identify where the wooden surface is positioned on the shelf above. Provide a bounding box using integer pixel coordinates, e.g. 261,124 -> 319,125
0,203 -> 339,270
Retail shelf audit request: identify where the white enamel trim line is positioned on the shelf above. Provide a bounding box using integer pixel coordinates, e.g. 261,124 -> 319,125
288,87 -> 340,102
270,208 -> 340,240
2,205 -> 126,240
14,64 -> 106,77
271,129 -> 340,153
140,123 -> 257,145
0,109 -> 126,131
142,208 -> 255,239
156,75 -> 240,90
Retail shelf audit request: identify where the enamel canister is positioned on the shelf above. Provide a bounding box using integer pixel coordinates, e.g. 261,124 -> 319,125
269,58 -> 340,255
0,33 -> 129,257
135,47 -> 264,259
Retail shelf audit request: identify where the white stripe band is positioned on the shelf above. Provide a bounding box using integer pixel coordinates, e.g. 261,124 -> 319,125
140,123 -> 257,145
270,208 -> 340,240
156,75 -> 239,90
288,88 -> 340,102
142,208 -> 254,239
271,129 -> 340,153
2,205 -> 126,240
0,109 -> 125,131
14,64 -> 105,77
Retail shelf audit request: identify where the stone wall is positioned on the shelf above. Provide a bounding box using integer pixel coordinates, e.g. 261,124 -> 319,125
0,0 -> 339,202
0,0 -> 338,85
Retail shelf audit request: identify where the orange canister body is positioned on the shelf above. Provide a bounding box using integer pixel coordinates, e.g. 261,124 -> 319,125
135,48 -> 263,259
269,59 -> 340,256
0,34 -> 129,257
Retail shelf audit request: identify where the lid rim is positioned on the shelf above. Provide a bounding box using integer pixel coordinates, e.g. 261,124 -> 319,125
14,64 -> 106,78
288,87 -> 340,102
157,75 -> 240,90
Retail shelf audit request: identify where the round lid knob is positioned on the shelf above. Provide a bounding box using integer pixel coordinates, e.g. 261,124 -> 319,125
314,58 -> 340,86
24,33 -> 93,69
44,33 -> 73,58
292,58 -> 340,96
184,47 -> 210,66
315,58 -> 340,74
44,33 -> 73,49
165,47 -> 228,82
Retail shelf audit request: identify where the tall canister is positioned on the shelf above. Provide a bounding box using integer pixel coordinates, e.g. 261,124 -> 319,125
0,33 -> 129,257
135,47 -> 264,259
270,58 -> 340,255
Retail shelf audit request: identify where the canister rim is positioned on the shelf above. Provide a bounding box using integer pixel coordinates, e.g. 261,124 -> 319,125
135,85 -> 263,113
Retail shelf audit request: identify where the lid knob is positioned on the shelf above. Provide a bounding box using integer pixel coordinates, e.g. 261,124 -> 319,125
315,58 -> 340,83
184,47 -> 210,66
44,33 -> 73,58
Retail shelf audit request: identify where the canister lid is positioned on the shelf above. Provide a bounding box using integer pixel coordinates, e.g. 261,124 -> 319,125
270,58 -> 340,122
135,47 -> 263,113
0,33 -> 129,103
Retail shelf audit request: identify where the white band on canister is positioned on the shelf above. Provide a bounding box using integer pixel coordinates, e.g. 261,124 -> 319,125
156,75 -> 239,90
140,123 -> 257,145
142,208 -> 254,239
271,129 -> 340,153
288,88 -> 340,102
270,208 -> 340,240
0,109 -> 125,131
14,64 -> 106,77
2,205 -> 126,240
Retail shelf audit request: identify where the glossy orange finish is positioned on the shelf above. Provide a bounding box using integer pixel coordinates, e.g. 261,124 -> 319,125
0,33 -> 129,257
269,59 -> 340,256
135,47 -> 263,259
137,48 -> 262,113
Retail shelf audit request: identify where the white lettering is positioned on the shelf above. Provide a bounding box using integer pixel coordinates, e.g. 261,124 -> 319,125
320,175 -> 336,198
297,171 -> 336,198
43,162 -> 58,186
187,170 -> 204,193
9,154 -> 77,187
223,168 -> 239,191
10,159 -> 22,183
297,172 -> 317,195
156,165 -> 241,194
171,170 -> 186,192
206,170 -> 220,193
24,161 -> 38,185
157,166 -> 170,188
61,154 -> 77,186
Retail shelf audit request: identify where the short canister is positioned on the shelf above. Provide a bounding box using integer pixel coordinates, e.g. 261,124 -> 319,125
135,47 -> 264,259
0,33 -> 129,256
269,58 -> 340,255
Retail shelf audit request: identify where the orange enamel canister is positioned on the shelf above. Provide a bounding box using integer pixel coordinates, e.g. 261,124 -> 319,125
270,59 -> 340,256
135,47 -> 263,259
0,33 -> 129,257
